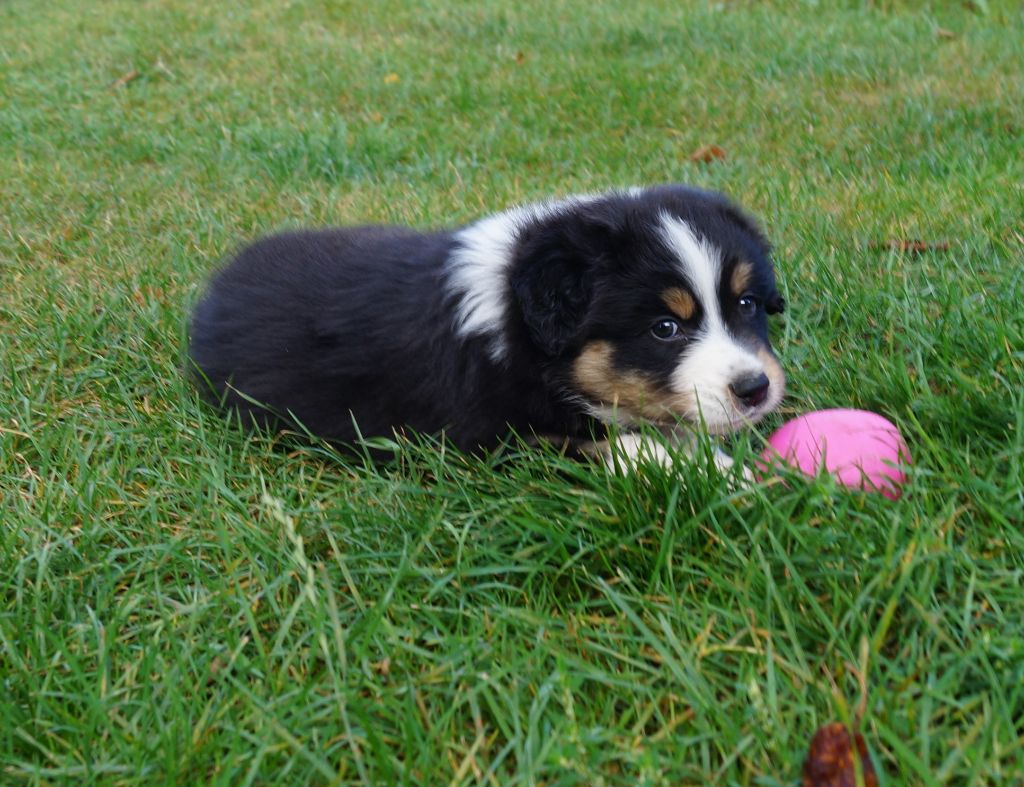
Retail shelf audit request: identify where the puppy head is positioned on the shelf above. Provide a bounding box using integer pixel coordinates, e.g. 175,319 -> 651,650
511,186 -> 786,434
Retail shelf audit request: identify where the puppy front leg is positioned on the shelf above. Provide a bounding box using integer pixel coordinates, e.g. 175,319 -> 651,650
656,424 -> 755,484
570,430 -> 753,485
534,432 -> 674,470
571,432 -> 676,474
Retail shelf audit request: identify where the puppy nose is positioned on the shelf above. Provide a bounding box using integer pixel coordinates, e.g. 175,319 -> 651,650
729,372 -> 770,408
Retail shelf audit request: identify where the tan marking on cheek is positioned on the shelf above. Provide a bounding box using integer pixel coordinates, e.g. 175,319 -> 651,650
574,341 -> 687,421
574,342 -> 616,399
730,261 -> 754,296
756,345 -> 786,399
662,288 -> 695,321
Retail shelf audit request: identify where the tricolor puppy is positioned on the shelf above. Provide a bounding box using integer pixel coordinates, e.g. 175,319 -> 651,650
189,185 -> 785,470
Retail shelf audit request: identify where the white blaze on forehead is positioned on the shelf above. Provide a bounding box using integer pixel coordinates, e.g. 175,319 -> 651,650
659,213 -> 724,330
660,214 -> 769,431
446,193 -> 605,360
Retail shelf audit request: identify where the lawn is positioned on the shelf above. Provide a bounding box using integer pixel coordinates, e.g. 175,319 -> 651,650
1,0 -> 1022,783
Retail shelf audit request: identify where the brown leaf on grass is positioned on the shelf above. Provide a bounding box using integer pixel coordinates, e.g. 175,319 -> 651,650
802,723 -> 879,787
936,27 -> 956,39
689,144 -> 726,163
871,239 -> 951,254
515,51 -> 526,64
383,72 -> 400,84
110,69 -> 139,89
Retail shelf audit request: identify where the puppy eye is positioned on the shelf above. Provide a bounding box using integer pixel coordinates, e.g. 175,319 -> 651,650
738,295 -> 758,317
651,319 -> 682,340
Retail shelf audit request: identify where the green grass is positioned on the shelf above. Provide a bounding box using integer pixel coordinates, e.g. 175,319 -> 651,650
2,0 -> 1023,782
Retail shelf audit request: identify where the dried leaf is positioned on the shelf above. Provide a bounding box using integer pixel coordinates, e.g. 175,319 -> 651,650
515,51 -> 526,64
689,144 -> 726,163
871,239 -> 951,254
110,69 -> 139,89
936,27 -> 956,39
383,73 -> 400,84
803,723 -> 879,787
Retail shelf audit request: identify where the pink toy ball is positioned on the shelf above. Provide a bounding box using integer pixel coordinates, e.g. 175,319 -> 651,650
761,409 -> 911,499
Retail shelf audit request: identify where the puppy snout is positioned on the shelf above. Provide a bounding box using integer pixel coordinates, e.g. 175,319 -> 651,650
729,372 -> 770,408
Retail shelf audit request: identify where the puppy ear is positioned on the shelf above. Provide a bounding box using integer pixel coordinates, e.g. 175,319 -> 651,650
510,216 -> 598,356
766,293 -> 786,315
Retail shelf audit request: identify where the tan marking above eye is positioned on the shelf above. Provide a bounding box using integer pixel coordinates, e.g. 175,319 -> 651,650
756,345 -> 786,394
730,261 -> 754,296
661,287 -> 696,321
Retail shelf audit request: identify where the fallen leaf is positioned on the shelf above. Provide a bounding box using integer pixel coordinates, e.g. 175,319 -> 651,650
110,69 -> 139,89
383,72 -> 400,84
936,27 -> 956,39
515,51 -> 526,64
689,144 -> 726,163
871,239 -> 951,254
802,723 -> 879,787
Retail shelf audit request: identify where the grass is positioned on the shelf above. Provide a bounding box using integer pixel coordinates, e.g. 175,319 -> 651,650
1,0 -> 1022,782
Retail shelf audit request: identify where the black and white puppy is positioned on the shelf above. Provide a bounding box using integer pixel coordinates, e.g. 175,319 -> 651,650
189,185 -> 785,469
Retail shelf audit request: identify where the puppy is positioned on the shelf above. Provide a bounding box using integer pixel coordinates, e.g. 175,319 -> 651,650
189,185 -> 785,470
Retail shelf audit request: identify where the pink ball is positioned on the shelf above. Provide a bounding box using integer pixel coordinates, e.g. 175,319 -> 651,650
762,409 -> 911,499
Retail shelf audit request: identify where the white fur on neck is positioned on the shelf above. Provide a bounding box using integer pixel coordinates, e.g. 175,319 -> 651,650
445,192 -> 608,360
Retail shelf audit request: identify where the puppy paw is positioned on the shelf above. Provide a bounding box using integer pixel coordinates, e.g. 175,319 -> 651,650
593,434 -> 756,489
598,433 -> 676,473
712,447 -> 755,489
